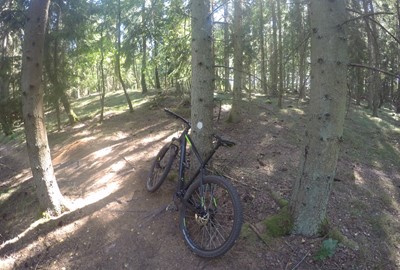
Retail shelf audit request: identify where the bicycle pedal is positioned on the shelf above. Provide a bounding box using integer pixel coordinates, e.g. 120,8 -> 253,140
166,202 -> 179,212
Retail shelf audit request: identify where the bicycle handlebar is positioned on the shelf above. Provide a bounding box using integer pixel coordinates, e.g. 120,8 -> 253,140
164,108 -> 235,147
164,108 -> 191,127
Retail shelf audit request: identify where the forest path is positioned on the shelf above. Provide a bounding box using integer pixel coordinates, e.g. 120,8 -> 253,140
0,103 -> 267,269
1,95 -> 400,269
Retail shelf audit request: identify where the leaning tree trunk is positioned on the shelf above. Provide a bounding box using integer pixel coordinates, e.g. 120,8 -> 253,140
289,0 -> 348,236
116,0 -> 134,112
190,0 -> 214,164
21,0 -> 67,216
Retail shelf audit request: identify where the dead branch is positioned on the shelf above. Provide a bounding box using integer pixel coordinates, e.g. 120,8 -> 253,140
348,63 -> 399,78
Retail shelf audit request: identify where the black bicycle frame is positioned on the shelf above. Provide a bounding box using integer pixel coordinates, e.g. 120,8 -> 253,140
164,108 -> 225,202
174,129 -> 220,198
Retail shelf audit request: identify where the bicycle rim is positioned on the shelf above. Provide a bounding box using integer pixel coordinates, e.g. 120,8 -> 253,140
180,176 -> 242,257
147,144 -> 176,192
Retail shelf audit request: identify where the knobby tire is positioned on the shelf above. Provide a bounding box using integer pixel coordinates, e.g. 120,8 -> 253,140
179,175 -> 243,258
147,143 -> 177,192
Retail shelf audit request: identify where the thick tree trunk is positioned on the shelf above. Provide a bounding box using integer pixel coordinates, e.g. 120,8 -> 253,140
21,0 -> 67,216
228,0 -> 243,123
190,0 -> 214,162
289,0 -> 348,236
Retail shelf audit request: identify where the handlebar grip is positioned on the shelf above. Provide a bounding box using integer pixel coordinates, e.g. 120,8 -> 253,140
164,108 -> 191,127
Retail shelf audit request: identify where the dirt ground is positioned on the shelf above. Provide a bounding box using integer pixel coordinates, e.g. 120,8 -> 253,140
1,95 -> 399,269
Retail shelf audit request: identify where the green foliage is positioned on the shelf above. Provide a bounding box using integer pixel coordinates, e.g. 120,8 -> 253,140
314,238 -> 338,261
263,207 -> 293,238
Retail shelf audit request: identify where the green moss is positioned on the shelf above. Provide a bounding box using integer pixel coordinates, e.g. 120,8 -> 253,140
262,207 -> 293,238
269,190 -> 288,208
319,220 -> 359,251
328,228 -> 359,250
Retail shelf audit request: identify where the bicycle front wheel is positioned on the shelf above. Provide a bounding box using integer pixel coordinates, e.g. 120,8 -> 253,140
146,143 -> 177,192
179,175 -> 243,258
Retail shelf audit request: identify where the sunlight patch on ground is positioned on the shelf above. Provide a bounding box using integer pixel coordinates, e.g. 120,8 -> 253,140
93,146 -> 113,159
139,129 -> 175,145
221,104 -> 232,112
353,170 -> 365,186
72,181 -> 119,209
0,214 -> 93,270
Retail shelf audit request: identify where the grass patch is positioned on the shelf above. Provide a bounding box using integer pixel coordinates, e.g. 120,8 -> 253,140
343,106 -> 400,170
262,207 -> 293,238
314,238 -> 338,261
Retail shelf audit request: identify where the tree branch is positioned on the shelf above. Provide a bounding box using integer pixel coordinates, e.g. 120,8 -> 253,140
345,9 -> 400,45
348,63 -> 400,78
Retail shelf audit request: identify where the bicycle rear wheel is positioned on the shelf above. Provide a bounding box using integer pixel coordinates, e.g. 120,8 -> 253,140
179,175 -> 243,258
147,143 -> 177,192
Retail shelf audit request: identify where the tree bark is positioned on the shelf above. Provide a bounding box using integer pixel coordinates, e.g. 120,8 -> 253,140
223,1 -> 230,93
259,0 -> 267,95
116,0 -> 134,112
294,0 -> 307,100
99,29 -> 106,123
21,0 -> 67,216
277,0 -> 284,108
228,0 -> 243,123
289,0 -> 348,236
46,1 -> 79,126
362,0 -> 380,117
190,0 -> 214,163
141,1 -> 148,94
269,0 -> 278,96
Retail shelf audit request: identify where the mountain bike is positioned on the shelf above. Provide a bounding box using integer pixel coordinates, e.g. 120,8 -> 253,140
146,108 -> 243,258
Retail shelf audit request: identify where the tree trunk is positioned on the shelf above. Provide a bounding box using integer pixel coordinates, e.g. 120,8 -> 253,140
21,0 -> 67,216
270,0 -> 278,96
223,2 -> 230,93
0,34 -> 13,136
154,40 -> 161,90
99,29 -> 107,123
259,0 -> 267,95
228,0 -> 243,123
294,0 -> 307,100
116,0 -> 134,112
362,0 -> 380,117
141,1 -> 148,94
289,0 -> 348,236
48,2 -> 78,126
277,0 -> 284,108
190,0 -> 214,163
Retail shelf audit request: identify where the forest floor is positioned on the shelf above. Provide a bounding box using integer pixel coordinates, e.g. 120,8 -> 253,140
1,90 -> 400,269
